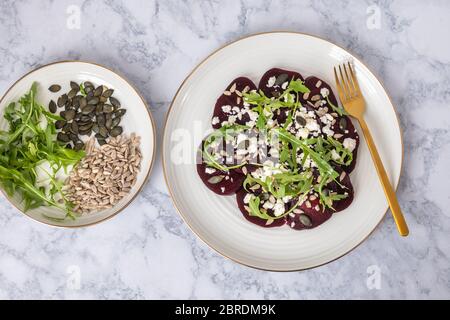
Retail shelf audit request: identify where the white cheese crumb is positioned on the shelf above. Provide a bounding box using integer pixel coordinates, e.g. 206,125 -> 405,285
211,116 -> 220,125
343,137 -> 356,152
331,149 -> 340,161
273,199 -> 285,216
266,76 -> 276,88
205,167 -> 216,174
263,201 -> 274,210
320,87 -> 329,98
305,119 -> 320,132
322,125 -> 334,136
281,81 -> 288,90
243,193 -> 252,204
220,187 -> 225,193
221,105 -> 232,113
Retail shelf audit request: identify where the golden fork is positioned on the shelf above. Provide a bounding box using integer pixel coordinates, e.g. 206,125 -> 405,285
334,62 -> 409,236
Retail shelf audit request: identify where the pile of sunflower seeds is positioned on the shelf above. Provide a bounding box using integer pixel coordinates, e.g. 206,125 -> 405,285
48,81 -> 126,150
62,134 -> 141,214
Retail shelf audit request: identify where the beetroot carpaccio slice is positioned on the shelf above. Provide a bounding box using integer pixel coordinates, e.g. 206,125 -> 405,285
211,77 -> 257,129
236,188 -> 286,228
258,68 -> 304,98
301,76 -> 338,107
286,167 -> 354,230
330,114 -> 360,173
197,162 -> 245,195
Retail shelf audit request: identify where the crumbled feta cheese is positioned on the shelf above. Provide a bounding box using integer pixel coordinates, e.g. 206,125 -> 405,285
205,167 -> 216,174
211,116 -> 220,125
243,193 -> 252,204
267,76 -> 276,88
227,115 -> 237,124
273,199 -> 285,216
221,105 -> 232,113
281,81 -> 288,90
331,149 -> 340,161
220,187 -> 225,193
343,138 -> 356,152
322,125 -> 334,136
296,127 -> 309,139
320,87 -> 329,98
305,119 -> 320,132
263,201 -> 274,210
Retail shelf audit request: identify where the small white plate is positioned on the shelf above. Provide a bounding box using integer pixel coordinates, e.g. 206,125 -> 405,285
0,61 -> 156,227
163,32 -> 403,271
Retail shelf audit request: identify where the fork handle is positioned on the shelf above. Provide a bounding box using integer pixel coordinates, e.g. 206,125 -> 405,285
358,118 -> 409,236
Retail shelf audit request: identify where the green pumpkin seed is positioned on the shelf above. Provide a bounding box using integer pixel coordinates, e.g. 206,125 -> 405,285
114,109 -> 126,117
105,118 -> 112,129
81,105 -> 95,114
63,109 -> 76,121
49,100 -> 57,113
57,132 -> 70,142
49,84 -> 61,93
92,123 -> 99,133
70,81 -> 79,90
275,73 -> 289,86
99,126 -> 109,138
84,81 -> 94,89
339,117 -> 347,131
103,104 -> 114,113
207,175 -> 224,184
94,86 -> 103,97
109,96 -> 121,108
68,88 -> 78,99
73,141 -> 84,151
87,96 -> 99,105
97,114 -> 105,126
299,214 -> 312,227
111,117 -> 121,127
55,120 -> 65,129
71,121 -> 79,134
102,89 -> 114,98
110,126 -> 122,137
57,94 -> 68,107
295,115 -> 306,127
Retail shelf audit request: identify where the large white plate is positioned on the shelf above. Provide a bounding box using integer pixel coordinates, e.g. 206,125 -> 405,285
163,32 -> 403,271
0,61 -> 156,227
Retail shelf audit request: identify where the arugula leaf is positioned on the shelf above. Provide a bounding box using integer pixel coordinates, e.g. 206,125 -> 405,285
0,83 -> 85,217
288,79 -> 310,94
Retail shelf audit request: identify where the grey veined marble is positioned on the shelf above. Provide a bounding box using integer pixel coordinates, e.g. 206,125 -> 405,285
0,0 -> 449,299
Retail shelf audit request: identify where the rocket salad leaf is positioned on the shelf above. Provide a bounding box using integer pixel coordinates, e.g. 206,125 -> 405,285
0,83 -> 85,217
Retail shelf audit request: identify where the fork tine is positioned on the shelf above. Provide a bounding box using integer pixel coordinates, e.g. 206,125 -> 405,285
338,65 -> 350,100
347,62 -> 361,95
334,67 -> 346,103
343,63 -> 356,98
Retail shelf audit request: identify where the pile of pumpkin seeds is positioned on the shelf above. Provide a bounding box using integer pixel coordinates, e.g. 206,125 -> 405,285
48,81 -> 126,150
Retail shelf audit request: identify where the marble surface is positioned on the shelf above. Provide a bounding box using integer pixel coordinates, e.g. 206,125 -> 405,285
0,0 -> 449,299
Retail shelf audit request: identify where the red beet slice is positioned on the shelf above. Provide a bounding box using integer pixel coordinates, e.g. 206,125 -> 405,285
330,115 -> 360,173
236,188 -> 286,228
211,77 -> 257,129
285,205 -> 332,230
197,162 -> 245,195
258,68 -> 304,98
301,76 -> 338,107
286,167 -> 354,230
